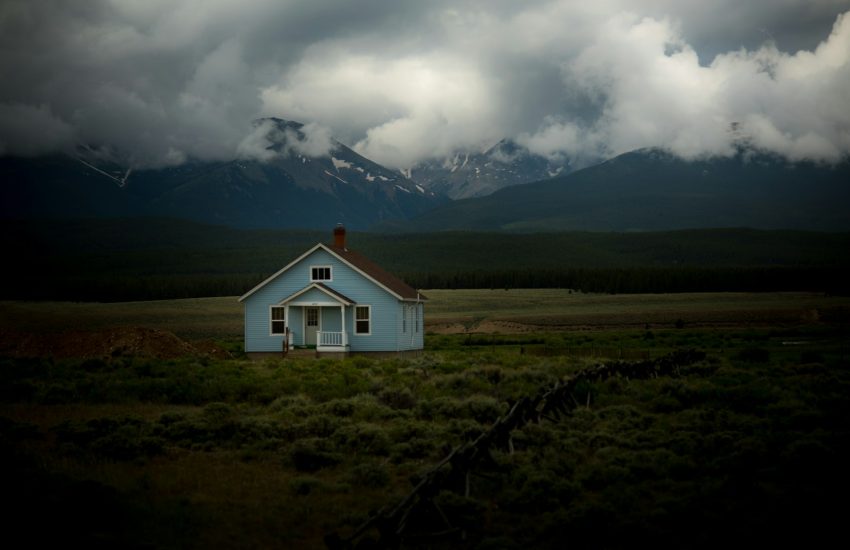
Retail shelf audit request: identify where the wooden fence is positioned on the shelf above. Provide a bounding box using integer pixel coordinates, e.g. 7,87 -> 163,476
325,349 -> 706,549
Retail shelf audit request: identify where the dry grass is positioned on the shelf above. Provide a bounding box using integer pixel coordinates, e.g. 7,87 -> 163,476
2,291 -> 848,344
423,289 -> 850,329
0,297 -> 242,340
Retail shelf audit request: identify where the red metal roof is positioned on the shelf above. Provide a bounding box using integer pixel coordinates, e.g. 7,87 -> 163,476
328,245 -> 426,301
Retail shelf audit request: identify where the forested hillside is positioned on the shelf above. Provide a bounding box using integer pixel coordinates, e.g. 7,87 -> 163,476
3,218 -> 849,300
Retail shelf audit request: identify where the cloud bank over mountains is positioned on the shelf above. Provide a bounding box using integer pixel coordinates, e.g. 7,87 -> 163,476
1,0 -> 848,169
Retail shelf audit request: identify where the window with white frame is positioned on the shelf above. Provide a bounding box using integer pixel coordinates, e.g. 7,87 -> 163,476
355,305 -> 371,335
271,306 -> 286,335
310,266 -> 332,282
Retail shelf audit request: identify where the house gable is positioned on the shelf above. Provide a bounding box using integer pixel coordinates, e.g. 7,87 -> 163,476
239,243 -> 425,303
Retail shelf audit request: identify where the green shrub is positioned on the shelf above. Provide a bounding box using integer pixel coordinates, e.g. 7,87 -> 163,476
347,461 -> 390,488
289,475 -> 325,496
377,386 -> 417,410
390,437 -> 437,461
416,395 -> 503,424
202,402 -> 234,423
503,466 -> 579,513
332,423 -> 391,456
323,399 -> 356,417
54,416 -> 164,461
0,416 -> 41,442
736,347 -> 770,363
299,414 -> 343,438
268,393 -> 313,415
800,350 -> 824,364
289,438 -> 343,472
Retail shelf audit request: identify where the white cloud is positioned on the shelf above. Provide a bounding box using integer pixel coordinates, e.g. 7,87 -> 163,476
236,119 -> 278,161
286,122 -> 336,158
237,119 -> 336,161
1,1 -> 848,168
260,51 -> 502,168
519,9 -> 850,164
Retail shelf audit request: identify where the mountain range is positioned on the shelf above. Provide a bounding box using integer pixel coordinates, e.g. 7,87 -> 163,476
2,118 -> 848,232
407,139 -> 570,199
0,119 -> 442,230
395,148 -> 850,232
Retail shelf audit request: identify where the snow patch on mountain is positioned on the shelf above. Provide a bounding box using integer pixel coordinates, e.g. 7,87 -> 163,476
331,157 -> 353,171
408,138 -> 573,199
324,170 -> 349,184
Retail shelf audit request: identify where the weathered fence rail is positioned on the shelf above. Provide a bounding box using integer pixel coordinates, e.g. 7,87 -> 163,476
325,349 -> 706,549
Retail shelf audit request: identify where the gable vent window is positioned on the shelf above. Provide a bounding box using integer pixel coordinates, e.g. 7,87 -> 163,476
271,306 -> 286,335
311,266 -> 332,282
355,306 -> 371,335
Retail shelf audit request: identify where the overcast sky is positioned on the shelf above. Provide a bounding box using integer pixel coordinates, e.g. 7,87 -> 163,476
1,0 -> 848,169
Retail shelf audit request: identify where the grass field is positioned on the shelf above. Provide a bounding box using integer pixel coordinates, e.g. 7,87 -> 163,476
2,290 -> 849,548
2,290 -> 848,339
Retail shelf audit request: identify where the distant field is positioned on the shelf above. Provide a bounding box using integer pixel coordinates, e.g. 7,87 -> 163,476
2,290 -> 848,342
0,297 -> 242,340
424,289 -> 850,330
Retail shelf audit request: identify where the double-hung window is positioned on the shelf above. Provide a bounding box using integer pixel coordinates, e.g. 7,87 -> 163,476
355,306 -> 371,335
311,266 -> 332,282
271,306 -> 286,335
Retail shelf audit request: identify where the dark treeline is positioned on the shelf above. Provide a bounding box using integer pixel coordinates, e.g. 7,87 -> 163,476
4,274 -> 265,302
6,266 -> 848,302
402,266 -> 850,295
4,218 -> 850,301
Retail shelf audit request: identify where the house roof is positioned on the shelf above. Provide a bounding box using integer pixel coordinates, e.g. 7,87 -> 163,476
238,242 -> 427,303
327,245 -> 426,301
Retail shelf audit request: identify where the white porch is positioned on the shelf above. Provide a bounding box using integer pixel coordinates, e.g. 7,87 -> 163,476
317,330 -> 348,351
277,283 -> 355,353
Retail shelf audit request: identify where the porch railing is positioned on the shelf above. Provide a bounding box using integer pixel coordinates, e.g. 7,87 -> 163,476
318,331 -> 347,348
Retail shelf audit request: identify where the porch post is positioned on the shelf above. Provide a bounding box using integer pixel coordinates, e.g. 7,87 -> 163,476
284,304 -> 290,347
341,304 -> 347,347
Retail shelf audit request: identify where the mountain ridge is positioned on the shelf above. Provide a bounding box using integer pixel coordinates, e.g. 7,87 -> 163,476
0,118 -> 443,230
393,147 -> 850,232
407,138 -> 571,199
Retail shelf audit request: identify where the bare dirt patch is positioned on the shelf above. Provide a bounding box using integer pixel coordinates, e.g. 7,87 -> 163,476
0,326 -> 230,360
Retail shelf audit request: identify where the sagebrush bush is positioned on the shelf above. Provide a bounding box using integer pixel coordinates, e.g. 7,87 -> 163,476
347,461 -> 390,488
332,423 -> 391,456
54,416 -> 164,460
289,438 -> 343,472
289,475 -> 325,496
377,386 -> 417,410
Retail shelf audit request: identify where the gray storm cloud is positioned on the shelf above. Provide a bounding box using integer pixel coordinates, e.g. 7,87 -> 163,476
1,0 -> 848,169
237,119 -> 337,161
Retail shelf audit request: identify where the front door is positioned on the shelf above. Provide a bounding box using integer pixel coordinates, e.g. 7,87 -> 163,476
305,307 -> 319,347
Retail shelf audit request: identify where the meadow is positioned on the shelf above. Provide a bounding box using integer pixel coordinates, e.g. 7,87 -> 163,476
2,291 -> 849,548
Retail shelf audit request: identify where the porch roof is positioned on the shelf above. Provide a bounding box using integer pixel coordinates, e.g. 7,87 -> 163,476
278,282 -> 356,306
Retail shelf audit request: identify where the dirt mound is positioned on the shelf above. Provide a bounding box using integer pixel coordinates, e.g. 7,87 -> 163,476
0,326 -> 228,360
426,319 -> 539,334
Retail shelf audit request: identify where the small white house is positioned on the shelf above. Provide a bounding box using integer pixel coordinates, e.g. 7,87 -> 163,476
238,225 -> 426,357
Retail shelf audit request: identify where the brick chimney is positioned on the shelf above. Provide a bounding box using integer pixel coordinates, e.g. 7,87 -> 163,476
333,223 -> 346,249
